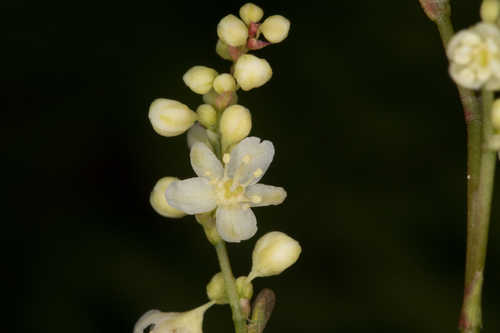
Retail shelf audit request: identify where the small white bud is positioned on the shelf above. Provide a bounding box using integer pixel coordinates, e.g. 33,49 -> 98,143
260,15 -> 290,43
239,3 -> 264,25
248,231 -> 302,280
233,54 -> 272,91
183,66 -> 218,95
148,98 -> 197,137
196,104 -> 217,128
213,73 -> 237,94
217,14 -> 249,47
492,98 -> 500,130
216,39 -> 233,60
150,177 -> 186,218
206,272 -> 228,304
481,0 -> 499,23
219,104 -> 252,150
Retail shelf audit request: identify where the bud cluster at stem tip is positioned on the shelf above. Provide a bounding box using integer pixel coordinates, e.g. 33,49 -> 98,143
143,3 -> 300,331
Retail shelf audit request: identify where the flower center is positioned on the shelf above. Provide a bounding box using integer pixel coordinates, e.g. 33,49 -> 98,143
211,153 -> 263,208
476,45 -> 491,67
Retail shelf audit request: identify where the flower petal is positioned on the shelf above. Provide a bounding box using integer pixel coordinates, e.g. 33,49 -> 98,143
245,184 -> 287,207
165,177 -> 216,214
190,142 -> 224,180
187,123 -> 212,151
134,310 -> 176,333
216,206 -> 257,242
227,137 -> 274,186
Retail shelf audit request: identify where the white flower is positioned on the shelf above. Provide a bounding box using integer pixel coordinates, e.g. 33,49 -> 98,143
134,302 -> 214,333
447,22 -> 500,90
165,137 -> 287,242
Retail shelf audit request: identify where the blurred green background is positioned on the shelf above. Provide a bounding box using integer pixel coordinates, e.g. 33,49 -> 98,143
7,0 -> 500,332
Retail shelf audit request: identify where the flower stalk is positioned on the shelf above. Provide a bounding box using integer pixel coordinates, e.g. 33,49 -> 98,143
459,89 -> 497,333
215,240 -> 247,333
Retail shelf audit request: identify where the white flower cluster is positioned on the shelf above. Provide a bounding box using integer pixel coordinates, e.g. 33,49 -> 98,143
139,3 -> 301,332
447,2 -> 500,90
149,3 -> 293,243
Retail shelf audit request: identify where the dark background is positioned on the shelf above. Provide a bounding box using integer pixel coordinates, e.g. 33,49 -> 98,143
8,0 -> 500,332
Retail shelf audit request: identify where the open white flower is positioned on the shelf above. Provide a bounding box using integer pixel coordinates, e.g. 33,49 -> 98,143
134,302 -> 214,333
165,137 -> 287,242
447,22 -> 500,90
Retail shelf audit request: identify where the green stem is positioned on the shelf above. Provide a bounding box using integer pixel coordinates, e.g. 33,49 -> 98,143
215,241 -> 247,333
459,90 -> 497,333
418,1 -> 493,332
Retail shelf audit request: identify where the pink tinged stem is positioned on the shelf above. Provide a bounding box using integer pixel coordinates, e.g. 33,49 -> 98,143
247,38 -> 271,50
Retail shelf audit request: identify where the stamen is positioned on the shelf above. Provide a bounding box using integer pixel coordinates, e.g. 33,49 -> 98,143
241,203 -> 250,210
240,168 -> 264,188
223,153 -> 231,179
253,168 -> 263,178
231,156 -> 254,190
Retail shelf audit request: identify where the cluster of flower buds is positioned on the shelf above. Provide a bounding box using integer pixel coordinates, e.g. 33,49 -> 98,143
447,0 -> 500,90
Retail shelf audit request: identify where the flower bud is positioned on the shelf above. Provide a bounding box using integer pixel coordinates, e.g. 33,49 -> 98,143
134,302 -> 214,333
492,98 -> 500,130
183,66 -> 218,95
481,0 -> 499,23
217,14 -> 248,47
236,276 -> 253,299
216,39 -> 233,61
248,231 -> 301,280
206,272 -> 228,304
196,104 -> 217,128
233,54 -> 272,91
150,177 -> 186,218
219,104 -> 252,150
260,15 -> 290,43
239,3 -> 264,25
213,73 -> 237,94
148,98 -> 197,137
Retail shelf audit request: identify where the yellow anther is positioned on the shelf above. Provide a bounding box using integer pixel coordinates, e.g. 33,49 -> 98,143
242,203 -> 250,210
253,168 -> 263,178
223,153 -> 231,164
242,154 -> 251,164
251,195 -> 262,204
